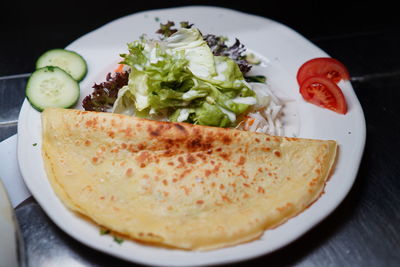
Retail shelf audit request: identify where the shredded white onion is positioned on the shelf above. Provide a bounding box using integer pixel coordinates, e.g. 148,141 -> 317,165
237,82 -> 284,136
231,96 -> 257,105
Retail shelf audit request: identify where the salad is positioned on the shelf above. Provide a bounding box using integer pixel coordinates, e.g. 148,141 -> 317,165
82,21 -> 284,135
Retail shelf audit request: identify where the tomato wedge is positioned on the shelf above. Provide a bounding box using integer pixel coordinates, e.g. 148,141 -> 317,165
299,76 -> 347,114
297,57 -> 350,85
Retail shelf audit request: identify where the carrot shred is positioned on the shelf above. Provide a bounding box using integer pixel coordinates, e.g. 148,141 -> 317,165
243,117 -> 255,130
114,64 -> 124,73
248,118 -> 255,126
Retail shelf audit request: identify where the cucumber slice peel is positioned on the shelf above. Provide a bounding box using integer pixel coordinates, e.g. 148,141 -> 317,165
26,66 -> 80,112
36,49 -> 88,81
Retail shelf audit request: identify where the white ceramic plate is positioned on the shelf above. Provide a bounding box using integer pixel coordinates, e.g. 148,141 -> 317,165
17,6 -> 366,266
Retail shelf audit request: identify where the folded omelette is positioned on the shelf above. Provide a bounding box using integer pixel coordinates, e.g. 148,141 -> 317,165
41,108 -> 337,250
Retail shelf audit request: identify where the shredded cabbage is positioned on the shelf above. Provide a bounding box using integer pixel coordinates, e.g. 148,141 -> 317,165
237,82 -> 284,136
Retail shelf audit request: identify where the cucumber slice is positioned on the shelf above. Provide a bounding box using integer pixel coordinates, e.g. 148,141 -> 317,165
26,66 -> 80,112
36,49 -> 88,81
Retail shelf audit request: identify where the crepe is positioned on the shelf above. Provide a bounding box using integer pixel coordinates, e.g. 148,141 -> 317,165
41,108 -> 337,250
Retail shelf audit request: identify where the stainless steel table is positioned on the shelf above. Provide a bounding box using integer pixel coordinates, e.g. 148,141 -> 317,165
1,2 -> 400,266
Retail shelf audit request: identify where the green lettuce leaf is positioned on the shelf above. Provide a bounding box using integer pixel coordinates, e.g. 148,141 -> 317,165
114,27 -> 257,127
166,28 -> 217,79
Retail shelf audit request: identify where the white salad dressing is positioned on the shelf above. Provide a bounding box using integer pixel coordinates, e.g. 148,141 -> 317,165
231,96 -> 257,105
176,109 -> 190,122
182,90 -> 203,100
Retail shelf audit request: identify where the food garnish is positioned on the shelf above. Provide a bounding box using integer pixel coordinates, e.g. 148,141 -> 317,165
299,75 -> 347,114
297,57 -> 350,114
100,228 -> 110,235
245,75 -> 266,83
26,66 -> 80,112
155,20 -> 193,37
82,71 -> 129,112
113,236 -> 124,244
36,48 -> 88,82
26,49 -> 87,111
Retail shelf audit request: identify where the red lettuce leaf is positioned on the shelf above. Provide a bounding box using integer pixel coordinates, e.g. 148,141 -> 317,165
82,71 -> 129,112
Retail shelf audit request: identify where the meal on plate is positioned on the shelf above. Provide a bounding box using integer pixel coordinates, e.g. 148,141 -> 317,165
42,107 -> 337,250
27,21 -> 346,250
